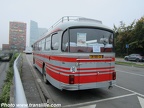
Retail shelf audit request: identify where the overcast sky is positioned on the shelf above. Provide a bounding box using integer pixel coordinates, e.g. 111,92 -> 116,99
0,0 -> 144,48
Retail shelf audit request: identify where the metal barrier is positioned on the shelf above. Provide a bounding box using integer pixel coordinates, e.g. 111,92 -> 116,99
13,53 -> 28,108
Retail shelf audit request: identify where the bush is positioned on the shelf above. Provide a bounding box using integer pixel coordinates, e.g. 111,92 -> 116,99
0,53 -> 19,107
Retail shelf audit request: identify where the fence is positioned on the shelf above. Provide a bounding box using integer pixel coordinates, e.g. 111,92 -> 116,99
13,53 -> 28,108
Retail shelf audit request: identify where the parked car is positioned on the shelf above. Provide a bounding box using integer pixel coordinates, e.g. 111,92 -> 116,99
124,54 -> 144,62
23,47 -> 33,54
0,52 -> 12,62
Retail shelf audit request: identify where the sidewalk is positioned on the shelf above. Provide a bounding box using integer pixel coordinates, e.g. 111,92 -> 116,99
21,54 -> 43,105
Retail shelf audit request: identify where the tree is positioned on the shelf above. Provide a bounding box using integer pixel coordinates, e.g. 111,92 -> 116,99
114,16 -> 144,56
114,21 -> 135,56
131,17 -> 144,53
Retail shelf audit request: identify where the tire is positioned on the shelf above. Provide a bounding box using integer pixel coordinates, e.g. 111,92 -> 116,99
43,66 -> 48,84
33,58 -> 35,65
33,58 -> 37,69
125,58 -> 128,61
136,58 -> 140,62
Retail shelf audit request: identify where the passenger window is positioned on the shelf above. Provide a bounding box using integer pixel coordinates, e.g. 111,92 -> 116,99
41,39 -> 45,51
34,43 -> 39,51
45,36 -> 51,50
62,30 -> 69,52
39,41 -> 42,51
51,33 -> 59,50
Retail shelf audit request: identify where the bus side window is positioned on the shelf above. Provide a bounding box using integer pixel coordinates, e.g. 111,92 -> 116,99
41,39 -> 45,51
45,36 -> 51,51
51,33 -> 59,50
62,30 -> 69,52
35,43 -> 39,51
39,41 -> 42,51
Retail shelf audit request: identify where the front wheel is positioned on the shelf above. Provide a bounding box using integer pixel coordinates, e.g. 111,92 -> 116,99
125,58 -> 128,61
43,66 -> 48,84
136,58 -> 140,62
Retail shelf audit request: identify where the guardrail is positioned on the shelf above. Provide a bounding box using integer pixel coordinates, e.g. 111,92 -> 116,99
13,53 -> 28,108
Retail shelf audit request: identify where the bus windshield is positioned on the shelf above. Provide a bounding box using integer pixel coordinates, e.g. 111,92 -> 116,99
62,28 -> 114,53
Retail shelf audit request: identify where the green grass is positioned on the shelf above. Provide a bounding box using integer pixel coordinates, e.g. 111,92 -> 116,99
0,53 -> 19,107
115,61 -> 144,68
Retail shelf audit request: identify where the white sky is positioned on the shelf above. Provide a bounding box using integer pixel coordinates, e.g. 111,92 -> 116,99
0,0 -> 144,48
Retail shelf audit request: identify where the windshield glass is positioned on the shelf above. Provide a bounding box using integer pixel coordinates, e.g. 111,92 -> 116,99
62,28 -> 114,53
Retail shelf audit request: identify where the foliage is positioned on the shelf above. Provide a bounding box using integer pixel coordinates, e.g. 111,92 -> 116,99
0,53 -> 19,107
114,16 -> 144,57
115,61 -> 144,68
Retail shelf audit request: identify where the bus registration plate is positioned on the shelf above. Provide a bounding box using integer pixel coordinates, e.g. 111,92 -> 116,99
89,55 -> 103,59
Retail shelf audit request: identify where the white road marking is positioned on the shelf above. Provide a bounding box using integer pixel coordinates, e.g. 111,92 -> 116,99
116,69 -> 144,77
116,85 -> 144,97
63,93 -> 135,108
138,96 -> 144,108
64,84 -> 144,108
78,104 -> 96,108
37,79 -> 42,82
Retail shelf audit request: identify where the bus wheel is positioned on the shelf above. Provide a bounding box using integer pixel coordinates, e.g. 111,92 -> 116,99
43,66 -> 48,84
33,58 -> 35,64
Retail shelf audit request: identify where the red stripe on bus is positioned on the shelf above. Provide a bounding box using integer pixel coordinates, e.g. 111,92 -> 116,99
47,68 -> 113,84
35,59 -> 43,68
47,63 -> 114,75
46,61 -> 114,72
45,64 -> 114,84
35,58 -> 115,74
34,53 -> 115,62
34,54 -> 115,84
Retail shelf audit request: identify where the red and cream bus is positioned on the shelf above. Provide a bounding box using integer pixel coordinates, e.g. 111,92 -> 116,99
32,16 -> 116,90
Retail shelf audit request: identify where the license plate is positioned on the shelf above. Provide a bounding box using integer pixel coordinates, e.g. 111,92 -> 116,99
89,55 -> 103,59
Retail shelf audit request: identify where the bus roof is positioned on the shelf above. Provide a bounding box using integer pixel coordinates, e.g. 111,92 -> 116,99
34,16 -> 113,43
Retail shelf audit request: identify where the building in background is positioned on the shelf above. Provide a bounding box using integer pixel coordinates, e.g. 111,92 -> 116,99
30,20 -> 39,46
2,44 -> 9,50
30,20 -> 47,46
38,28 -> 47,37
9,22 -> 26,51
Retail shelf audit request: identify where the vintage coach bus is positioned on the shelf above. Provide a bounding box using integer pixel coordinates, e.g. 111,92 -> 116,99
32,16 -> 116,90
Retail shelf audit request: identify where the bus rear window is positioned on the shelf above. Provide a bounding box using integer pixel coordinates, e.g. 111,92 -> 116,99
62,28 -> 114,53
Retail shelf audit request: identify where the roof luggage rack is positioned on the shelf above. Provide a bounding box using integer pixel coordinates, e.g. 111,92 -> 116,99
50,16 -> 102,29
41,16 -> 102,38
35,16 -> 103,44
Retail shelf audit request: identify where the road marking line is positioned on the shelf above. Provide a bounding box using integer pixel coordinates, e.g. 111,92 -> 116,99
62,93 -> 135,108
116,85 -> 144,97
116,69 -> 144,77
78,104 -> 96,108
138,96 -> 144,108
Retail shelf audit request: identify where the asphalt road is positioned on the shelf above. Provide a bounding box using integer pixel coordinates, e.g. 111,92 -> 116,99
26,54 -> 144,108
0,62 -> 9,94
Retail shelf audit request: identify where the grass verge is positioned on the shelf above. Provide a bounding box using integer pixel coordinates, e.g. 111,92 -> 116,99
0,53 -> 19,107
115,61 -> 144,68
